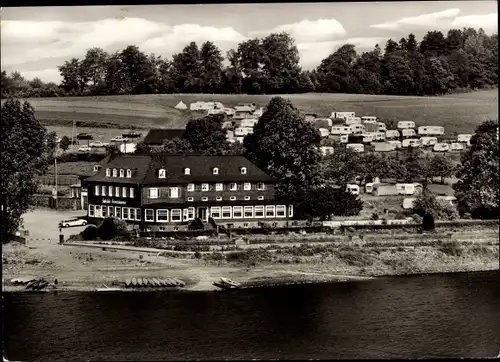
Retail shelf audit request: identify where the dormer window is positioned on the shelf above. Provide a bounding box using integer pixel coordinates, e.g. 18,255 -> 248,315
105,168 -> 111,177
93,165 -> 102,172
119,169 -> 124,178
112,168 -> 117,177
184,168 -> 190,175
212,167 -> 219,175
158,169 -> 166,179
126,169 -> 132,178
240,167 -> 247,174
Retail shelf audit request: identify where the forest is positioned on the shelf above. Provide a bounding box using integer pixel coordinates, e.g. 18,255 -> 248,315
1,27 -> 497,98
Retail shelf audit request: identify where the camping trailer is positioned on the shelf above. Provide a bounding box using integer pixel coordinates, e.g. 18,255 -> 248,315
363,121 -> 379,133
340,135 -> 349,143
402,139 -> 420,148
450,142 -> 465,151
331,126 -> 352,135
418,126 -> 445,136
396,183 -> 423,196
386,130 -> 400,139
361,133 -> 374,143
403,197 -> 417,209
350,124 -> 365,134
234,127 -> 253,137
345,116 -> 362,125
387,140 -> 402,149
402,129 -> 417,138
397,121 -> 416,129
361,116 -> 377,122
224,108 -> 236,116
346,143 -> 364,152
320,146 -> 334,156
420,136 -> 438,147
373,142 -> 393,152
373,132 -> 386,141
372,184 -> 399,196
239,118 -> 258,128
433,143 -> 450,152
314,118 -> 333,129
377,122 -> 387,132
457,134 -> 473,145
346,184 -> 360,195
332,112 -> 356,119
318,128 -> 330,137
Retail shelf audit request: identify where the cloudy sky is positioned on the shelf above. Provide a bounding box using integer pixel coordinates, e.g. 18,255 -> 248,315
1,2 -> 497,83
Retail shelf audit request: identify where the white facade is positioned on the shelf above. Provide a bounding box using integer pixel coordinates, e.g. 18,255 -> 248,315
119,143 -> 136,153
433,143 -> 450,152
450,142 -> 465,151
235,136 -> 245,143
331,126 -> 352,135
345,116 -> 362,125
386,130 -> 400,139
320,146 -> 335,156
402,129 -> 417,138
361,116 -> 377,122
332,111 -> 356,119
346,143 -> 364,152
397,121 -> 416,129
418,126 -> 445,136
388,140 -> 402,149
420,136 -> 438,146
402,139 -> 420,148
377,122 -> 387,132
350,124 -> 365,134
234,127 -> 253,137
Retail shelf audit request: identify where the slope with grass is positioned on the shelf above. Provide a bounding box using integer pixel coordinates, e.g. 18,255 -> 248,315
4,89 -> 498,134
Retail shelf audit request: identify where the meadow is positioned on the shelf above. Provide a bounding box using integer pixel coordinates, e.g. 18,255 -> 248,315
8,89 -> 498,135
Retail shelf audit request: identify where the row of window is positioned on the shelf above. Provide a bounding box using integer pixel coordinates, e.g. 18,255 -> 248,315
147,183 -> 265,199
105,168 -> 133,178
89,205 -> 141,220
147,208 -> 195,222
185,196 -> 265,202
95,185 -> 135,198
157,167 -> 248,178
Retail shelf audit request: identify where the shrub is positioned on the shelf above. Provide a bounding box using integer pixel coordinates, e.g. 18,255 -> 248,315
412,189 -> 459,220
422,213 -> 435,231
81,225 -> 100,240
188,218 -> 205,231
439,241 -> 465,257
371,213 -> 379,220
113,218 -> 131,237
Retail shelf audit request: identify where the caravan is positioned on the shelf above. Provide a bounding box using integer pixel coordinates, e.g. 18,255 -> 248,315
387,140 -> 402,149
346,184 -> 360,195
361,116 -> 377,122
361,133 -> 374,143
346,143 -> 364,153
402,129 -> 417,138
433,143 -> 450,152
373,132 -> 386,141
377,122 -> 387,132
386,130 -> 400,139
331,126 -> 352,135
457,134 -> 473,145
340,134 -> 349,143
402,139 -> 420,148
450,142 -> 465,151
332,111 -> 356,119
420,137 -> 438,147
418,126 -> 445,136
396,183 -> 423,196
350,124 -> 365,134
345,116 -> 362,125
397,121 -> 416,129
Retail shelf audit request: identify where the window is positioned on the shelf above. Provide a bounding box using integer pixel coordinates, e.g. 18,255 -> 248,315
95,205 -> 102,218
202,183 -> 209,191
89,205 -> 95,217
216,183 -> 223,191
289,205 -> 294,217
102,206 -> 108,218
244,223 -> 249,228
106,168 -> 111,177
183,209 -> 189,221
159,226 -> 166,232
211,207 -> 221,219
255,206 -> 264,218
184,168 -> 190,175
202,197 -> 208,201
187,197 -> 194,202
111,168 -> 117,177
93,165 -> 101,172
240,167 -> 247,174
230,183 -> 237,191
126,169 -> 132,178
276,205 -> 286,218
188,207 -> 195,220
115,187 -> 120,197
171,209 -> 181,222
157,209 -> 169,223
119,169 -> 124,178
244,183 -> 251,191
244,196 -> 250,200
145,209 -> 154,222
115,207 -> 121,219
169,187 -> 179,198
187,183 -> 195,192
159,169 -> 166,178
212,167 -> 219,175
149,188 -> 158,199
230,196 -> 236,201
222,206 -> 232,219
101,186 -> 106,196
216,196 -> 222,201
108,186 -> 113,196
95,185 -> 100,196
266,205 -> 275,218
123,207 -> 129,220
258,196 -> 264,200
244,206 -> 254,218
233,206 -> 243,218
108,206 -> 114,217
130,188 -> 135,198
122,187 -> 127,198
135,208 -> 141,221
257,183 -> 265,190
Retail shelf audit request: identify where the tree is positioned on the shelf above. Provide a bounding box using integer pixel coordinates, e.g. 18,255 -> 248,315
419,31 -> 447,57
58,58 -> 85,94
412,189 -> 459,221
244,97 -> 323,199
236,38 -> 267,94
454,120 -> 499,218
428,154 -> 455,184
423,56 -> 455,94
162,137 -> 193,154
118,45 -> 153,94
59,136 -> 71,152
134,141 -> 152,155
1,99 -> 51,243
183,115 -> 231,155
105,144 -> 121,157
170,42 -> 203,93
384,39 -> 399,54
316,44 -> 357,93
80,47 -> 109,94
200,41 -> 224,93
320,145 -> 361,186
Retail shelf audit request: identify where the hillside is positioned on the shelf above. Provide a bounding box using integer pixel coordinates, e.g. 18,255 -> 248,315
5,89 -> 498,134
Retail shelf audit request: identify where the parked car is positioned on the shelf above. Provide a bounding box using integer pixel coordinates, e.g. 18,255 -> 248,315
110,136 -> 127,142
77,133 -> 93,140
346,184 -> 360,195
89,141 -> 108,147
58,218 -> 87,228
78,146 -> 91,153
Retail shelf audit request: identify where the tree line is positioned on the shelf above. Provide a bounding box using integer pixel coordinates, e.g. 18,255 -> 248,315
1,26 -> 497,98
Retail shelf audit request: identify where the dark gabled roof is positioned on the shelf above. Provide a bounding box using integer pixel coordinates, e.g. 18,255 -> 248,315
143,155 -> 275,185
84,155 -> 152,184
143,129 -> 185,145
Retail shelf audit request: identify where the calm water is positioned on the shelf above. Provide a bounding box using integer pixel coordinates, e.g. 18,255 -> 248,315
3,271 -> 500,361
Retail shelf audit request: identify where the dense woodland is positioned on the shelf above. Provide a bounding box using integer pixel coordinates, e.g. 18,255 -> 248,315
1,27 -> 497,98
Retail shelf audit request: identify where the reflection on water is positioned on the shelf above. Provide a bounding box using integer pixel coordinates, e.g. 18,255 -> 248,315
3,271 -> 500,361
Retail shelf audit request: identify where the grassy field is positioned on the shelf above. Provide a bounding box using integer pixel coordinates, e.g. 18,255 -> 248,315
6,89 -> 498,134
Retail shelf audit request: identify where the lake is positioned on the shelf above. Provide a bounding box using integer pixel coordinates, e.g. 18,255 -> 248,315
3,271 -> 500,361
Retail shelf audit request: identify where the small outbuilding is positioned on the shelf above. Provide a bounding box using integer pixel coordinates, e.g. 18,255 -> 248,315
174,101 -> 187,110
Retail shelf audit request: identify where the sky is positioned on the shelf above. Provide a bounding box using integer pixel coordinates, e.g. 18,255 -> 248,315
1,2 -> 497,83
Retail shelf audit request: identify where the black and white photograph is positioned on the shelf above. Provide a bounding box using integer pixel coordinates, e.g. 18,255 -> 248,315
1,2 -> 499,360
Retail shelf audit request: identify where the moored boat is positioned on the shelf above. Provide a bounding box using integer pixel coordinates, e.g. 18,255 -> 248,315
152,278 -> 161,287
172,278 -> 186,287
131,278 -> 138,287
96,284 -> 122,292
125,279 -> 131,288
220,277 -> 241,288
137,278 -> 144,287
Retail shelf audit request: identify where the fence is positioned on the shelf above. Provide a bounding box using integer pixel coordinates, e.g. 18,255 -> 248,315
31,195 -> 82,210
39,174 -> 79,186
